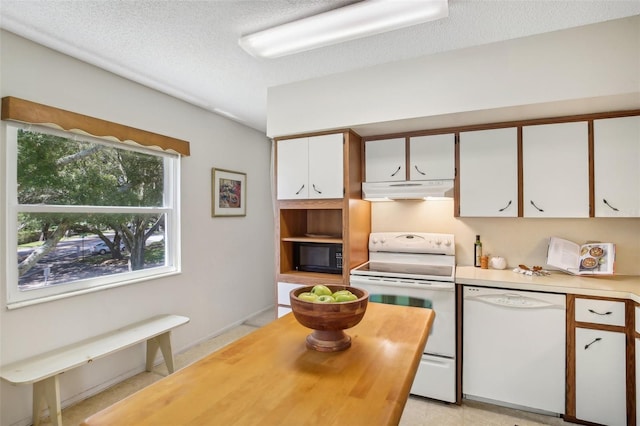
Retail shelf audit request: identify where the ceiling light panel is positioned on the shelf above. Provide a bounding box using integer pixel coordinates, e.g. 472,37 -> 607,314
239,0 -> 449,58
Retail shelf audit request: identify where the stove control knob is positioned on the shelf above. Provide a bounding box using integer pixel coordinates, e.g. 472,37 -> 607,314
380,238 -> 386,244
444,240 -> 452,247
371,237 -> 379,244
435,239 -> 442,246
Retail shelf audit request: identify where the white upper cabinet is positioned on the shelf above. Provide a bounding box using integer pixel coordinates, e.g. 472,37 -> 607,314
277,134 -> 343,200
459,128 -> 518,217
523,122 -> 589,217
277,137 -> 309,199
409,134 -> 455,180
593,115 -> 640,217
308,134 -> 344,199
365,138 -> 405,182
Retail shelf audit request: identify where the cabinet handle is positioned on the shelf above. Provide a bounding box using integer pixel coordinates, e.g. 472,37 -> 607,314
603,199 -> 619,212
530,200 -> 544,212
584,337 -> 602,350
498,200 -> 512,212
295,184 -> 305,195
390,166 -> 401,177
312,184 -> 322,194
588,308 -> 612,316
414,165 -> 426,176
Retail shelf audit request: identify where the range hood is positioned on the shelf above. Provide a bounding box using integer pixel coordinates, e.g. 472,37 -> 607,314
362,180 -> 455,201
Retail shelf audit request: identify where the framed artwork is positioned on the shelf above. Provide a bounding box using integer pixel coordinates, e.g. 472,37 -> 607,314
211,168 -> 246,217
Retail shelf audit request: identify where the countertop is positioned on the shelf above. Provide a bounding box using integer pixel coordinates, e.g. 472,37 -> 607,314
81,302 -> 435,426
456,266 -> 640,302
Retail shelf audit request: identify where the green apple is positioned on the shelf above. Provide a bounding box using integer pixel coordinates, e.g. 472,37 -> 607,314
332,290 -> 353,298
311,285 -> 332,296
316,295 -> 336,303
335,293 -> 358,303
297,292 -> 319,302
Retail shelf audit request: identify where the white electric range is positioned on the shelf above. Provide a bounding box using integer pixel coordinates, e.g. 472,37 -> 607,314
350,232 -> 456,403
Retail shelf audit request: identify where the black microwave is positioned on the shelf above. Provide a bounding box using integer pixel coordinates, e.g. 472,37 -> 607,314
293,242 -> 343,274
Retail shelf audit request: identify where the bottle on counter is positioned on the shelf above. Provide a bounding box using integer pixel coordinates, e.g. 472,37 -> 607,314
474,235 -> 482,268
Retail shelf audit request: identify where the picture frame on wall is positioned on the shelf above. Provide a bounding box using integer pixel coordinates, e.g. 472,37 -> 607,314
211,168 -> 246,217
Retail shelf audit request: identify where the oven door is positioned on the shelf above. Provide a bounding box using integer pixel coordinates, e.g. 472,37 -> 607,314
350,274 -> 457,403
349,275 -> 455,358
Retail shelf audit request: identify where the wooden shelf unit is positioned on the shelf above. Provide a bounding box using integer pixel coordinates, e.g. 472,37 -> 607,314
275,130 -> 370,288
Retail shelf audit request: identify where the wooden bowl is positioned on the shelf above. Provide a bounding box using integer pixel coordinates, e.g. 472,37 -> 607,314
290,285 -> 368,352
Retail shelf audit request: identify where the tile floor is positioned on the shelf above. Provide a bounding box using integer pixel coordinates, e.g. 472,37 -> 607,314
43,308 -> 571,426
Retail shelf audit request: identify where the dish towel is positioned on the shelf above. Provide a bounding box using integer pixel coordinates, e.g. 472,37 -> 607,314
369,294 -> 432,309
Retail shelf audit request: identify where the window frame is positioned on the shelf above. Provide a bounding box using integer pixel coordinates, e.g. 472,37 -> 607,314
3,122 -> 182,309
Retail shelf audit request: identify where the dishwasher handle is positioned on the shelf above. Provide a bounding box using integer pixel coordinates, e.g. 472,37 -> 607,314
465,292 -> 565,310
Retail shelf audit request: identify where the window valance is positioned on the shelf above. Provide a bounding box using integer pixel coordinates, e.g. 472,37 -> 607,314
1,96 -> 190,156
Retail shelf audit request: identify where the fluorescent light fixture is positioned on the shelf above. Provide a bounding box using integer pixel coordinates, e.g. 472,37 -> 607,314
239,0 -> 449,58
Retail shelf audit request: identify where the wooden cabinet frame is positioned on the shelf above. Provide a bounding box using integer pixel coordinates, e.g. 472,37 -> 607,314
565,294 -> 635,425
274,130 -> 370,292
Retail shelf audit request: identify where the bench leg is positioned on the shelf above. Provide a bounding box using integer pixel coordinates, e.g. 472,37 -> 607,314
33,375 -> 62,426
146,331 -> 176,374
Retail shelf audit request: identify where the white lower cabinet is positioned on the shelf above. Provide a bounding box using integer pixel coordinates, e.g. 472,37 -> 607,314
575,327 -> 627,426
277,282 -> 306,318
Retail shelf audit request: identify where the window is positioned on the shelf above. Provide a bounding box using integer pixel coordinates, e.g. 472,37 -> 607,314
4,123 -> 181,308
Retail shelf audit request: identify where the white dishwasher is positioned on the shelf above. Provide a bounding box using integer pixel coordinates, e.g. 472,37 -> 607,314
462,286 -> 566,416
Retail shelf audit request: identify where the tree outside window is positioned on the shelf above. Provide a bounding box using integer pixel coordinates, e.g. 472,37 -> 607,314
6,125 -> 180,307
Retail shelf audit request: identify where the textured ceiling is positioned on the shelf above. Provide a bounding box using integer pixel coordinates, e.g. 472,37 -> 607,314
1,1 -> 639,133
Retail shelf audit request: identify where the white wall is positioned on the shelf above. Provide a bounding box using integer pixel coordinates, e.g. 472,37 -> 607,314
267,16 -> 640,137
0,31 -> 275,426
266,15 -> 640,276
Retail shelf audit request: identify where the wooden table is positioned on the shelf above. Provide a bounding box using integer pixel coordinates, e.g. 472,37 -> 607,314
82,303 -> 434,426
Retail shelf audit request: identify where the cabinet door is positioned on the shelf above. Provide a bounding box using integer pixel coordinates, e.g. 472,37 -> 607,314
523,122 -> 589,217
365,138 -> 406,182
277,138 -> 309,199
409,134 -> 455,180
594,115 -> 640,217
459,128 -> 518,217
277,282 -> 306,318
308,134 -> 344,199
575,328 -> 626,426
637,335 -> 640,426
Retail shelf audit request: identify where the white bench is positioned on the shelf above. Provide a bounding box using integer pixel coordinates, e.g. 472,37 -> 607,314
0,314 -> 189,426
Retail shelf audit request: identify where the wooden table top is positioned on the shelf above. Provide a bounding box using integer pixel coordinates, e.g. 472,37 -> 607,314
82,303 -> 435,426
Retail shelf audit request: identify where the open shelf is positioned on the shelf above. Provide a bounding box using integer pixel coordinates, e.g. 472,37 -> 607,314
281,236 -> 342,244
277,270 -> 345,286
